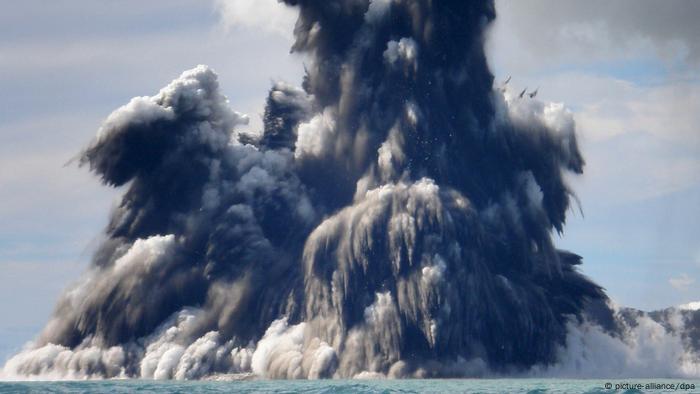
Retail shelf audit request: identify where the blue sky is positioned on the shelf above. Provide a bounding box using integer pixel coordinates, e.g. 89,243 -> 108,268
1,0 -> 698,362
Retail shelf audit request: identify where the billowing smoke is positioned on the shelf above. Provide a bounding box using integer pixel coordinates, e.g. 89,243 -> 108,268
2,0 -> 698,380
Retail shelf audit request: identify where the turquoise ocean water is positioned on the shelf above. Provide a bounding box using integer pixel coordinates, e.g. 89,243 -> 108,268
1,379 -> 699,393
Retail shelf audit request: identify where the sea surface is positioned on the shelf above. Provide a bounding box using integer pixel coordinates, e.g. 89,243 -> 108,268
1,379 -> 699,394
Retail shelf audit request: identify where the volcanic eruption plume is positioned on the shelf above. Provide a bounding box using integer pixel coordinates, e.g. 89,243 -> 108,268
3,0 -> 699,380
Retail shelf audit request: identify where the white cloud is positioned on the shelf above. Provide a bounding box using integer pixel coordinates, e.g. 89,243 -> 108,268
669,273 -> 695,291
215,0 -> 297,38
573,133 -> 700,205
578,79 -> 700,143
678,301 -> 700,311
491,0 -> 700,68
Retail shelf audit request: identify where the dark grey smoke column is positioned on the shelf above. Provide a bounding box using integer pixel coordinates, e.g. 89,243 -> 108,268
3,0 -> 612,380
274,0 -> 606,376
